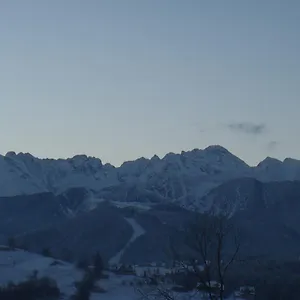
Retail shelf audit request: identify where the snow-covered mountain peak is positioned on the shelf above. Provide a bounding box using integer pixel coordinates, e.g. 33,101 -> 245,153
5,151 -> 35,160
2,146 -> 300,208
120,157 -> 150,173
68,154 -> 102,163
203,145 -> 247,163
163,152 -> 180,162
176,146 -> 249,177
103,162 -> 115,169
203,144 -> 231,154
5,151 -> 17,157
150,154 -> 160,162
67,154 -> 103,170
255,156 -> 300,182
257,157 -> 282,168
283,157 -> 300,165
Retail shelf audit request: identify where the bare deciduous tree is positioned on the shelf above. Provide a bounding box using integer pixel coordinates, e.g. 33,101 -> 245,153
185,214 -> 241,300
136,213 -> 241,300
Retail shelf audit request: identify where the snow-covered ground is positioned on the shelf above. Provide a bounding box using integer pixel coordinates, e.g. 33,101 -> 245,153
0,248 -> 140,299
93,272 -> 139,300
0,248 -> 150,300
109,218 -> 146,265
0,247 -> 248,300
0,248 -> 82,297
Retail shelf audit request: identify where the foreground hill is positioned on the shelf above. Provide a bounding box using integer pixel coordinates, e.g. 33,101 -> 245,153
0,248 -> 158,300
0,247 -> 82,298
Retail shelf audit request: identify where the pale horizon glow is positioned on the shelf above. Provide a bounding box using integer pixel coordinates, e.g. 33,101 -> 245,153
0,1 -> 299,167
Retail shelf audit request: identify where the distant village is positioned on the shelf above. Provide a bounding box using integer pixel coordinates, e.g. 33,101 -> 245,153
108,261 -> 255,300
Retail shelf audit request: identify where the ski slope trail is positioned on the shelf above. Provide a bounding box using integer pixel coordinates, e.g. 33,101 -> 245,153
109,218 -> 145,265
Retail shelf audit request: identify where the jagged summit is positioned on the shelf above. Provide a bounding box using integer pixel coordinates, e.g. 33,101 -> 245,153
284,157 -> 300,164
3,145 -> 245,168
257,156 -> 282,167
150,154 -> 160,161
5,151 -> 17,157
0,146 -> 300,207
204,144 -> 230,153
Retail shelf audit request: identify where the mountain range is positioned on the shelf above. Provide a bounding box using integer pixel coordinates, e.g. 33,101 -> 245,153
1,145 -> 300,264
1,145 -> 300,208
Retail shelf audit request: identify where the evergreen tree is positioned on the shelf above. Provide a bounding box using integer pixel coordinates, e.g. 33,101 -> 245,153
72,271 -> 95,300
7,237 -> 16,249
76,258 -> 89,271
93,252 -> 103,279
42,248 -> 51,257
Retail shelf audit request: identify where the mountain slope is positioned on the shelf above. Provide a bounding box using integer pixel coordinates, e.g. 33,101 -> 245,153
0,189 -> 194,264
15,202 -> 133,262
199,178 -> 300,259
3,179 -> 300,263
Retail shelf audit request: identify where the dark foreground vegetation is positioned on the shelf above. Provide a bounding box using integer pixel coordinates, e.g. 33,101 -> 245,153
71,252 -> 106,300
0,276 -> 60,300
226,259 -> 300,300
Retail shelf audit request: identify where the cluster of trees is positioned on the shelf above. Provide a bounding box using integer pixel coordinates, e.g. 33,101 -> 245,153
226,259 -> 300,300
6,237 -> 52,258
71,252 -> 105,300
0,276 -> 60,300
7,237 -> 16,250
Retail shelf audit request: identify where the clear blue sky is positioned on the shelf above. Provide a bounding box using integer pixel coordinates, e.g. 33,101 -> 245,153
0,0 -> 299,166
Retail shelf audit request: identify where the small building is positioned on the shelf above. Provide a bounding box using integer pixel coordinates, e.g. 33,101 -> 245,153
112,263 -> 136,275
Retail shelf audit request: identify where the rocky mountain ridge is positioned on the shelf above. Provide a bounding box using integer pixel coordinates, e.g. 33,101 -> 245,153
1,146 -> 300,209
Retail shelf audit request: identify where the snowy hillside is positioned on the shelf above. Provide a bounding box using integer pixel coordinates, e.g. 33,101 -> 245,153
0,247 -> 82,297
0,248 -> 208,300
0,247 -> 145,299
1,146 -> 300,208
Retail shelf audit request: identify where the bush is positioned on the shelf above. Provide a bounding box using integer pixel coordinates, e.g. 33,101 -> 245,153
72,252 -> 105,300
72,271 -> 95,300
168,271 -> 198,291
93,252 -> 104,279
100,273 -> 109,279
92,285 -> 106,293
7,237 -> 16,249
41,248 -> 51,257
137,280 -> 143,287
0,276 -> 60,300
76,259 -> 89,271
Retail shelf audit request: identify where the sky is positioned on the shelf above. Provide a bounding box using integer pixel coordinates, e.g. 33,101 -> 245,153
0,0 -> 299,166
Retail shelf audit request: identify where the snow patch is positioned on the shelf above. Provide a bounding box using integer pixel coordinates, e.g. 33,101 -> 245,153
0,248 -> 82,297
109,218 -> 145,265
111,201 -> 151,211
